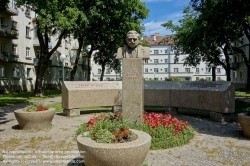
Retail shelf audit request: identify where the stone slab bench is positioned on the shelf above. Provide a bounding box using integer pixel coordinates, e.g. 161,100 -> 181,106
62,81 -> 122,116
62,81 -> 235,122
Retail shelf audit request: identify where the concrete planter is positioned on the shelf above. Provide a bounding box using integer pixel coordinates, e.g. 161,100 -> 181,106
238,113 -> 250,138
14,108 -> 55,130
77,129 -> 151,166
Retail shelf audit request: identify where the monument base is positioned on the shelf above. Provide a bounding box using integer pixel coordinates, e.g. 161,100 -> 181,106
63,108 -> 80,117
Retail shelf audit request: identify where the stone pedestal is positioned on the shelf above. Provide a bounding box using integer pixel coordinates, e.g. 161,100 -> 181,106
63,108 -> 80,117
122,58 -> 144,123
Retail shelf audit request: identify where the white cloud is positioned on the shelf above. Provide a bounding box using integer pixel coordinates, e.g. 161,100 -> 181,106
142,11 -> 183,36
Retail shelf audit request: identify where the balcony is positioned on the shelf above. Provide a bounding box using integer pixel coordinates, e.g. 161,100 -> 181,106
5,4 -> 19,16
10,54 -> 20,62
0,52 -> 9,62
230,62 -> 239,70
82,64 -> 88,70
0,52 -> 19,62
0,24 -> 18,39
34,58 -> 39,66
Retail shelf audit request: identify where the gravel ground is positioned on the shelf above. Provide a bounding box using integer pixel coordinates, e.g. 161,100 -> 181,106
0,97 -> 250,166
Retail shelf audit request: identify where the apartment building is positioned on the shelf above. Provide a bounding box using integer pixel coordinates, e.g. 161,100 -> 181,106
230,35 -> 249,89
0,1 -> 87,93
92,33 -> 227,81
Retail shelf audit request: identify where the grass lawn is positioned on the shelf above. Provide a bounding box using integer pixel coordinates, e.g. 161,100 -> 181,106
235,89 -> 250,98
0,90 -> 61,107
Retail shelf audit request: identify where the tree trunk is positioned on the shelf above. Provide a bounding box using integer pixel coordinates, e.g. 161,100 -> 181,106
247,66 -> 250,93
33,24 -> 66,96
212,66 -> 216,81
70,37 -> 84,81
34,56 -> 47,96
100,63 -> 105,81
87,50 -> 93,81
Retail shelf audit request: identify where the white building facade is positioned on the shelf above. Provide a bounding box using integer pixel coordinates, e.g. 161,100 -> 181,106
0,1 -> 88,93
91,33 -> 227,81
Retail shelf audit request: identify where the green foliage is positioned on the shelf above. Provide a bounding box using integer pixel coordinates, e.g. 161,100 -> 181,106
0,0 -> 10,11
23,100 -> 46,112
76,113 -> 131,143
131,124 -> 194,150
77,113 -> 194,149
140,39 -> 151,47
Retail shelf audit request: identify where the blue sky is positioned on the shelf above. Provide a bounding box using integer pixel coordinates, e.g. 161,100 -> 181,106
141,0 -> 190,36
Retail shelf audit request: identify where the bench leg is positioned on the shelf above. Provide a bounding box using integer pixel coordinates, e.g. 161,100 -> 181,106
63,108 -> 80,117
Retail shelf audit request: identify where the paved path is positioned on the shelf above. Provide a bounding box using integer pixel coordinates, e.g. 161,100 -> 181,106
0,97 -> 250,166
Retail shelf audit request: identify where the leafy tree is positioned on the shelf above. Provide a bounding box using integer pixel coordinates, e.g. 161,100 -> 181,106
190,0 -> 250,93
77,0 -> 149,81
0,0 -> 10,12
16,0 -> 82,96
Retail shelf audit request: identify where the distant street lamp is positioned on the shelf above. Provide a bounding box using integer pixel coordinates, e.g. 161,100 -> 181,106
60,54 -> 66,82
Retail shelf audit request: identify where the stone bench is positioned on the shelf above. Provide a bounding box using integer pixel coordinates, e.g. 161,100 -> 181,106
62,81 -> 122,116
62,81 -> 235,122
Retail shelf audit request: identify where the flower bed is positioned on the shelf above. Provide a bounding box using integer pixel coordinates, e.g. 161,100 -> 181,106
76,111 -> 194,149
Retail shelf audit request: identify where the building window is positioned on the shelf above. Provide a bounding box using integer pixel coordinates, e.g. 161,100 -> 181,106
154,68 -> 158,73
27,68 -> 31,77
0,41 -> 3,52
185,68 -> 190,73
174,68 -> 178,72
165,59 -> 168,63
98,69 -> 101,74
240,71 -> 243,79
13,67 -> 20,77
154,59 -> 158,64
217,77 -> 221,81
164,68 -> 168,72
37,50 -> 40,58
206,68 -> 211,73
12,21 -> 17,30
26,47 -> 30,57
216,68 -> 221,73
164,49 -> 168,54
12,44 -> 17,55
196,77 -> 199,81
196,68 -> 199,73
26,26 -> 30,38
106,68 -> 111,74
233,71 -> 237,79
145,68 -> 148,73
206,77 -> 211,80
144,60 -> 148,63
174,57 -> 179,63
154,50 -> 159,54
0,66 -> 4,77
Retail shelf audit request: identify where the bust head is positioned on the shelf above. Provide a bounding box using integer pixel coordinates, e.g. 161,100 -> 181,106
126,30 -> 141,49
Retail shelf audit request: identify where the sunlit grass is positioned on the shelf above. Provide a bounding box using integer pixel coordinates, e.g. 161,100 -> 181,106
235,89 -> 250,98
0,90 -> 61,107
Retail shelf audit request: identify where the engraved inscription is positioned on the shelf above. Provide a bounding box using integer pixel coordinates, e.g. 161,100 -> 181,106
124,73 -> 140,80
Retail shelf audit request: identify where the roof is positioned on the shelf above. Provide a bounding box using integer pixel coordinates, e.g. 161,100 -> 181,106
142,33 -> 175,46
